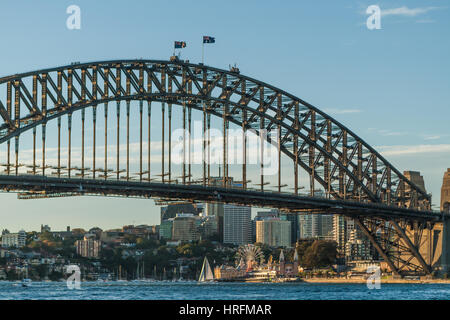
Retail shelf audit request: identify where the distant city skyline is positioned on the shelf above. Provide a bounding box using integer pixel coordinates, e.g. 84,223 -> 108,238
0,0 -> 448,231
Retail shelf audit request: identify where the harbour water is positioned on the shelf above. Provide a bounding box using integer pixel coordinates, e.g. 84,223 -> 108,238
0,281 -> 449,300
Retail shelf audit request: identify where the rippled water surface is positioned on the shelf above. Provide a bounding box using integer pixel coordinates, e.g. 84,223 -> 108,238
0,281 -> 449,300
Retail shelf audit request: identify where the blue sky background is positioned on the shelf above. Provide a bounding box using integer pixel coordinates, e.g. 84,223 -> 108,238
0,0 -> 449,231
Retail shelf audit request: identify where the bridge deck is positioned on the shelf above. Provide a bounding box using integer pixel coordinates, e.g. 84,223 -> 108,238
0,174 -> 446,222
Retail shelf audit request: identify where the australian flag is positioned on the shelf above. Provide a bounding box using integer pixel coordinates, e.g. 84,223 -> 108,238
174,41 -> 186,49
203,36 -> 215,44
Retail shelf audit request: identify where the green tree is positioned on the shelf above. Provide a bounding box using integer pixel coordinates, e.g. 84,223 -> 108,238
302,240 -> 337,269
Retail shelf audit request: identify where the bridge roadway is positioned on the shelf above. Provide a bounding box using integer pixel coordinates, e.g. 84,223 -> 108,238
0,174 -> 447,222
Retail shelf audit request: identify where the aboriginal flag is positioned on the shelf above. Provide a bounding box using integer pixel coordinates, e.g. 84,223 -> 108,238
174,41 -> 186,49
203,36 -> 215,44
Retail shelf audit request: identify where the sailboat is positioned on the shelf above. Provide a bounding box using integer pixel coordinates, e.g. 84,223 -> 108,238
198,257 -> 215,282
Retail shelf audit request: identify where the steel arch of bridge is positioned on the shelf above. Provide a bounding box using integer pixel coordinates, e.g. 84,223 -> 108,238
0,59 -> 444,275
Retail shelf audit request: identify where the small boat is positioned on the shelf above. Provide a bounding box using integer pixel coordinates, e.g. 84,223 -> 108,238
22,279 -> 32,287
198,257 -> 215,283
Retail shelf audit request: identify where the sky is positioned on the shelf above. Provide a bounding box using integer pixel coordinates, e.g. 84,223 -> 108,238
0,0 -> 448,232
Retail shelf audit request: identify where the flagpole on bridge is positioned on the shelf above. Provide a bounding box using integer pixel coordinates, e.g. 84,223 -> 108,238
202,36 -> 215,64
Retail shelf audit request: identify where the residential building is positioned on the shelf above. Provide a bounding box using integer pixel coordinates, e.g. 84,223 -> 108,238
1,230 -> 26,248
320,215 -> 334,240
345,228 -> 375,261
300,213 -> 334,240
280,212 -> 299,244
75,234 -> 101,258
223,204 -> 251,245
256,218 -> 291,248
252,210 -> 280,242
333,215 -> 347,257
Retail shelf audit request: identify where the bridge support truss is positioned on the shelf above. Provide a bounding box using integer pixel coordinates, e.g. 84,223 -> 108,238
0,58 -> 446,276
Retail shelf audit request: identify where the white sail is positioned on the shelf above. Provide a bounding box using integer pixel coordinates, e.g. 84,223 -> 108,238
198,257 -> 214,282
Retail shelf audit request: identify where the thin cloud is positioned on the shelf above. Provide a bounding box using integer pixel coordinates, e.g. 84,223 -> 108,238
421,133 -> 449,141
370,128 -> 408,137
381,6 -> 440,17
423,135 -> 441,141
323,108 -> 362,115
416,19 -> 436,24
377,144 -> 450,156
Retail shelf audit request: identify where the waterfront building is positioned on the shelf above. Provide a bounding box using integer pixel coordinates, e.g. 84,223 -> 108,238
214,265 -> 247,280
223,204 -> 252,245
255,218 -> 291,248
214,245 -> 299,281
75,234 -> 101,258
1,229 -> 26,248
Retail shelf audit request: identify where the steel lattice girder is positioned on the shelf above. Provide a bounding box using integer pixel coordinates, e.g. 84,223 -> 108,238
0,59 -> 431,208
0,59 -> 445,276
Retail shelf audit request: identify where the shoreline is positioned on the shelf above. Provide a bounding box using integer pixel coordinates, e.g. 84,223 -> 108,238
1,278 -> 450,284
302,278 -> 450,284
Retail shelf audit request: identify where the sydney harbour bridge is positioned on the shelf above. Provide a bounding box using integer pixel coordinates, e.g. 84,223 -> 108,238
0,58 -> 448,276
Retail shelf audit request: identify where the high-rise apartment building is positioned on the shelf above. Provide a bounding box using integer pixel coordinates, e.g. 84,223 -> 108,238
172,214 -> 201,242
256,218 -> 291,248
159,219 -> 174,240
75,234 -> 101,258
299,214 -> 333,240
280,213 -> 299,244
223,204 -> 251,245
1,229 -> 26,248
205,202 -> 224,242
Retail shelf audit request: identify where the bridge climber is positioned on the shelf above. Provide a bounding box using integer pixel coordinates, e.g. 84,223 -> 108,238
0,59 -> 448,276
